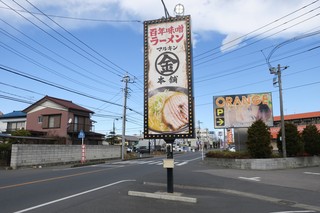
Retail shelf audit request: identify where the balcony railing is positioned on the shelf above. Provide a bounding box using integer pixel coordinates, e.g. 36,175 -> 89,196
67,122 -> 93,133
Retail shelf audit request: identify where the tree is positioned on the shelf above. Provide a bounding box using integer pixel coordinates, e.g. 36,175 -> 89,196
11,129 -> 31,137
9,129 -> 31,144
246,119 -> 272,158
277,123 -> 303,157
105,135 -> 120,145
302,124 -> 320,156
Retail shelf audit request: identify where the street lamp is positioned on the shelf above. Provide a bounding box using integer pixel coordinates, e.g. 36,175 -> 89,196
174,4 -> 184,16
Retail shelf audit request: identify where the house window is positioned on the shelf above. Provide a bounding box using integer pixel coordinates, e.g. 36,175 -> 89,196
42,114 -> 61,129
7,121 -> 25,132
74,115 -> 86,132
38,116 -> 43,123
73,116 -> 78,132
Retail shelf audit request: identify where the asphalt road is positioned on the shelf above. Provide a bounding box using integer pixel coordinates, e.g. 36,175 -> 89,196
0,151 -> 319,213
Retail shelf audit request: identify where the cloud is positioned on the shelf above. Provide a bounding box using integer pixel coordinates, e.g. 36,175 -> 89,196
1,0 -> 319,47
220,33 -> 245,52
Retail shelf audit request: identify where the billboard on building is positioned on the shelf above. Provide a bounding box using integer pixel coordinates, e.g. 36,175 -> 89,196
144,15 -> 194,139
213,92 -> 273,128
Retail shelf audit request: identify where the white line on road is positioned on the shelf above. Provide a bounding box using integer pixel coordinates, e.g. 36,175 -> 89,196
270,211 -> 316,213
238,176 -> 261,181
304,172 -> 320,176
14,179 -> 136,213
176,161 -> 188,166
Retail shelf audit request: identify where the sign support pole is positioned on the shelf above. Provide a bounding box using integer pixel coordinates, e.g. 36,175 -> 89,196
165,139 -> 175,193
78,130 -> 86,164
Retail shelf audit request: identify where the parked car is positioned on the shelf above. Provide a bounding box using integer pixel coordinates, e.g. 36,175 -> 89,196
136,146 -> 149,154
126,147 -> 133,153
154,145 -> 163,152
174,146 -> 183,152
227,145 -> 236,152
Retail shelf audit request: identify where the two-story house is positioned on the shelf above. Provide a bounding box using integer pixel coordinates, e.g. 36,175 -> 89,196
23,95 -> 104,145
0,111 -> 27,133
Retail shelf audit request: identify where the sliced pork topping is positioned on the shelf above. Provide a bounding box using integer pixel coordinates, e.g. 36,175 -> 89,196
162,92 -> 188,131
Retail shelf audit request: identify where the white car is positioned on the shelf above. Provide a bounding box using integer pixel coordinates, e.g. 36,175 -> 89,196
227,146 -> 236,152
175,146 -> 183,152
126,147 -> 133,153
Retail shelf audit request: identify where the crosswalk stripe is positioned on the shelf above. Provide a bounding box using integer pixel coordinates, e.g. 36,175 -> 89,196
110,160 -> 188,166
176,161 -> 188,166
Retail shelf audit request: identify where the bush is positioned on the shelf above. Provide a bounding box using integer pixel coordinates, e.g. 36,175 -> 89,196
246,119 -> 272,158
0,143 -> 12,166
277,123 -> 303,157
11,129 -> 31,137
0,143 -> 12,151
302,124 -> 320,156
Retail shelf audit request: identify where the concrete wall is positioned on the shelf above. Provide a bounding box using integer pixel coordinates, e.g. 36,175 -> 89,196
205,156 -> 320,170
10,144 -> 121,169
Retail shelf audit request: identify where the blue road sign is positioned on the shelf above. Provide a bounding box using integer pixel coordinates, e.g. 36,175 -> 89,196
78,130 -> 85,139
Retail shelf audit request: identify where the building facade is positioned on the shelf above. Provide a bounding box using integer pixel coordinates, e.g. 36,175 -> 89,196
0,111 -> 26,133
23,96 -> 104,145
270,111 -> 320,139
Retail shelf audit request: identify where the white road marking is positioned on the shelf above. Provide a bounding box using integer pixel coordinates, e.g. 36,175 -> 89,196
91,164 -> 125,168
111,160 -> 188,166
13,179 -> 136,213
238,176 -> 261,181
304,172 -> 320,176
176,161 -> 188,166
270,211 -> 316,213
146,161 -> 161,165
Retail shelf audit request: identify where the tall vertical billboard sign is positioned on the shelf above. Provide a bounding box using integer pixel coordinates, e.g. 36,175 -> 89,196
144,15 -> 194,139
213,92 -> 273,128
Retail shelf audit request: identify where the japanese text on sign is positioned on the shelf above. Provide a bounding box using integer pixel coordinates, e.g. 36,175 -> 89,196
149,25 -> 184,45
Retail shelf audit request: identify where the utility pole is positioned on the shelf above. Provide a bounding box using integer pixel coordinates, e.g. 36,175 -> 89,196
121,74 -> 133,160
270,64 -> 288,157
197,120 -> 204,160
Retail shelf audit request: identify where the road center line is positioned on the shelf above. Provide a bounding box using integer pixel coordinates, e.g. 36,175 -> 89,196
14,179 -> 136,213
0,168 -> 110,190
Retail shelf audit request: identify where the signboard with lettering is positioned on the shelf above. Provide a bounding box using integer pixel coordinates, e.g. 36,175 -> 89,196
144,15 -> 194,139
213,93 -> 273,128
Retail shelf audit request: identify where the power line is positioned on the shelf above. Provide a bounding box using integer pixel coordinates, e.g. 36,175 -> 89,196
2,1 -> 143,84
195,7 -> 320,67
1,65 -> 143,116
194,0 -> 320,61
0,94 -> 33,104
196,63 -> 320,106
0,5 -> 142,23
0,65 -> 124,107
2,0 -> 123,79
0,17 -> 121,89
195,38 -> 320,86
24,0 -> 130,76
0,40 -> 119,94
0,81 -> 44,96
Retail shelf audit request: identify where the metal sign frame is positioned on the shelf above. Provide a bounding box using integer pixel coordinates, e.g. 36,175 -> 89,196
144,15 -> 194,139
